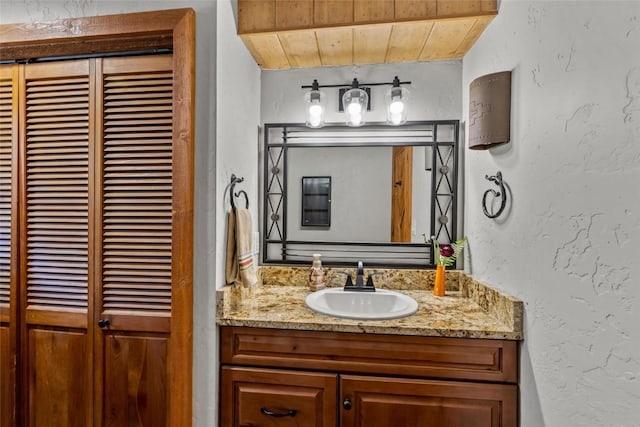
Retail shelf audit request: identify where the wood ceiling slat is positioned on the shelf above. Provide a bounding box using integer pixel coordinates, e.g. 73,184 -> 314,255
101,67 -> 173,315
241,34 -> 290,69
278,31 -> 321,68
420,18 -> 475,60
25,71 -> 89,310
316,27 -> 353,66
386,21 -> 434,62
353,24 -> 392,64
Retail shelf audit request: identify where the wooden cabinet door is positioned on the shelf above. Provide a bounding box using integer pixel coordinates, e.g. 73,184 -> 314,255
0,64 -> 18,427
20,59 -> 94,427
340,375 -> 517,427
220,366 -> 338,427
94,55 -> 174,427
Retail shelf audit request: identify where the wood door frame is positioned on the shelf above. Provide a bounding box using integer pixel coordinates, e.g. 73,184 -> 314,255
0,8 -> 195,427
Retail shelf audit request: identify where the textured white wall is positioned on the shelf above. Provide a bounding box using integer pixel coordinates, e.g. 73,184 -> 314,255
215,0 -> 261,289
463,1 -> 640,426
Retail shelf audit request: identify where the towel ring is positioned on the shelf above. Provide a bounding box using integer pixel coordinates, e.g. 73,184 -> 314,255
482,171 -> 507,219
234,189 -> 249,209
229,174 -> 250,210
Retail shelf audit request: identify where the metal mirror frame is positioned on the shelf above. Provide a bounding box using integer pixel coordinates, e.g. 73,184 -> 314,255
262,120 -> 460,268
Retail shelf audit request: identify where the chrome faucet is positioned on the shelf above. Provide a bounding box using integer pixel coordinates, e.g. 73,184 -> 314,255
343,261 -> 375,292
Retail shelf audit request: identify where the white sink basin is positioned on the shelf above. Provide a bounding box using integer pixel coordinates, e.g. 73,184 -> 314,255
305,288 -> 418,320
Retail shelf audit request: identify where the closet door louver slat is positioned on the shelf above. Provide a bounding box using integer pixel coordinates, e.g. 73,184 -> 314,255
101,63 -> 173,317
25,68 -> 89,313
0,70 -> 12,310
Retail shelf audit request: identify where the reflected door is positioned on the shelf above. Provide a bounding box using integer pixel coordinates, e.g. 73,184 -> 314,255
391,146 -> 412,242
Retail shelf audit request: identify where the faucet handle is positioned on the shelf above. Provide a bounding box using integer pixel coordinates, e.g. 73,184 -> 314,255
335,271 -> 353,288
366,272 -> 380,289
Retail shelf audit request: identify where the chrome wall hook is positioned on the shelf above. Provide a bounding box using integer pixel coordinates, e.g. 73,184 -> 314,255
482,171 -> 507,219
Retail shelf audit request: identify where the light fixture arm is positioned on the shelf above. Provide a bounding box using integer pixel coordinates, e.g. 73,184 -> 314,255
301,77 -> 411,89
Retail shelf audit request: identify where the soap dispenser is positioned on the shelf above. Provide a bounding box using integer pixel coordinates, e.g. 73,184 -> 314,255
308,253 -> 327,291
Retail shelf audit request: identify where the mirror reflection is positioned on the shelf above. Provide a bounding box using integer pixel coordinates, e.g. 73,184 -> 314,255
262,122 -> 459,267
288,146 -> 431,243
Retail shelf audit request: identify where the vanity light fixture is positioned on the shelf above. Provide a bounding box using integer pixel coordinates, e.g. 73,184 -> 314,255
386,76 -> 409,126
301,76 -> 411,128
342,78 -> 369,127
304,79 -> 325,128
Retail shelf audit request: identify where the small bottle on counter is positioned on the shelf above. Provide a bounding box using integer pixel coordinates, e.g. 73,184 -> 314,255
308,253 -> 327,291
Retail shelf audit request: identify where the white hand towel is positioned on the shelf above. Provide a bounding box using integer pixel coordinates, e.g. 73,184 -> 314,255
225,208 -> 258,287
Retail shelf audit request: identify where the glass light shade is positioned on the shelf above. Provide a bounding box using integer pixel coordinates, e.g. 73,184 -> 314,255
386,86 -> 409,126
342,87 -> 368,127
304,89 -> 325,128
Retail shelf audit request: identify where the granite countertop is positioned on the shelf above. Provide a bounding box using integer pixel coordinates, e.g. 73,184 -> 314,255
216,266 -> 523,340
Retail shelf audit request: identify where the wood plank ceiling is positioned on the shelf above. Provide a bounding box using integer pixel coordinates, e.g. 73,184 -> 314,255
238,0 -> 498,69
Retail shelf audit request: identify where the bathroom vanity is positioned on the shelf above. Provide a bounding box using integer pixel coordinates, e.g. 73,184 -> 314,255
217,268 -> 523,427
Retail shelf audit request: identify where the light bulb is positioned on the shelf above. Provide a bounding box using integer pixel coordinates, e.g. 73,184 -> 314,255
389,112 -> 403,126
308,103 -> 323,127
349,113 -> 362,126
347,101 -> 362,115
309,104 -> 323,117
386,83 -> 408,126
389,100 -> 404,114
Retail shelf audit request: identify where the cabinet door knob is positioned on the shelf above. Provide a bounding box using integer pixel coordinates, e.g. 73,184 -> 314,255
98,319 -> 110,329
343,398 -> 352,410
260,407 -> 297,418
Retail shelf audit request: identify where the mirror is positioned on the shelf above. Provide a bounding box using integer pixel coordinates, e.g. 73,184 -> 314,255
262,121 -> 460,267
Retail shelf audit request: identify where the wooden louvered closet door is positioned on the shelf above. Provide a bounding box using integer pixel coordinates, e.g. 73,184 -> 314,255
13,54 -> 179,427
20,59 -> 95,426
95,55 -> 173,426
0,64 -> 18,427
1,10 -> 194,426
